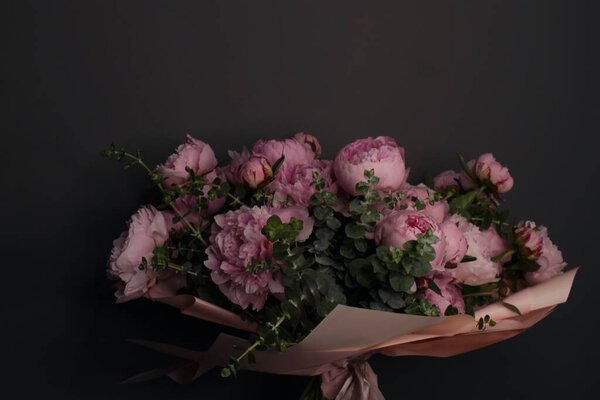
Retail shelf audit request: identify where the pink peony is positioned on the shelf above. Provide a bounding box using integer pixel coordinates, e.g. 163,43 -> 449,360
440,218 -> 468,265
252,137 -> 315,167
109,206 -> 185,302
239,154 -> 273,189
205,206 -> 314,311
420,272 -> 465,315
514,221 -> 544,260
293,132 -> 322,158
398,183 -> 449,223
267,160 -> 338,207
453,216 -> 509,286
333,136 -> 406,196
525,226 -> 566,285
222,148 -> 251,185
433,167 -> 477,192
374,210 -> 446,270
157,135 -> 218,188
473,153 -> 514,193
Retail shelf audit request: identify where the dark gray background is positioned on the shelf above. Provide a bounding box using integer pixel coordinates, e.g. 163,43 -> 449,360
3,1 -> 598,398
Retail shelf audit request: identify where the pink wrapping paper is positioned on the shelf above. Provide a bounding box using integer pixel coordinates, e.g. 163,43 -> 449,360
132,268 -> 577,396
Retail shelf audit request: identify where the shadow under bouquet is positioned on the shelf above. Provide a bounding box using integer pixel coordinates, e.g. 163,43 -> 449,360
103,133 -> 576,399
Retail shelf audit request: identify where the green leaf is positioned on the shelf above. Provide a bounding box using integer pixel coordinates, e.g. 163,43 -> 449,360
449,190 -> 479,214
389,273 -> 415,293
502,302 -> 522,315
345,223 -> 365,239
271,156 -> 285,175
427,278 -> 442,296
356,270 -> 376,288
402,258 -> 431,277
353,238 -> 368,253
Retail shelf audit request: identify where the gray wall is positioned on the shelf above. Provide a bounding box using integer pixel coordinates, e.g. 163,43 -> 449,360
4,1 -> 598,398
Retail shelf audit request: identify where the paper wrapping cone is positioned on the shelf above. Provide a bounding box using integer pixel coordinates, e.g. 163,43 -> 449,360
131,268 -> 577,386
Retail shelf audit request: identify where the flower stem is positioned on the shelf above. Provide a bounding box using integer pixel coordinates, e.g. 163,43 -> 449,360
122,152 -> 208,246
167,262 -> 198,277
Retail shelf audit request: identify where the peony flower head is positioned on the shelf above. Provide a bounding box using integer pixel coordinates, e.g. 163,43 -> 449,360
452,216 -> 509,286
515,221 -> 544,260
333,136 -> 406,196
157,135 -> 218,188
109,206 -> 185,302
293,132 -> 322,158
473,153 -> 514,193
374,210 -> 446,270
205,206 -> 314,311
267,160 -> 338,207
397,183 -> 449,223
440,218 -> 468,265
525,226 -> 566,285
420,271 -> 465,315
252,137 -> 315,168
239,154 -> 273,189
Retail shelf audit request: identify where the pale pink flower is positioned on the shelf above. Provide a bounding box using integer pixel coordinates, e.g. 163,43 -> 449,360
109,206 -> 185,302
239,154 -> 273,189
157,135 -> 218,188
515,221 -> 544,260
205,206 -> 314,311
333,136 -> 406,196
398,183 -> 449,223
440,218 -> 468,265
420,271 -> 465,314
453,216 -> 509,286
374,210 -> 446,270
267,160 -> 338,207
473,153 -> 514,193
293,132 -> 322,158
525,226 -> 566,285
252,137 -> 315,167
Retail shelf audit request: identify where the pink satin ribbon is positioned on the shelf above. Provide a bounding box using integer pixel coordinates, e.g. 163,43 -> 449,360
320,358 -> 385,400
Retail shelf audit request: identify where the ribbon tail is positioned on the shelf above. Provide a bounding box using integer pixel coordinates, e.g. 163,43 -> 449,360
123,339 -> 218,384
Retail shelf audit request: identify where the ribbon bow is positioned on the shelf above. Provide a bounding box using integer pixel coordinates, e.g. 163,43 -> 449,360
320,358 -> 385,400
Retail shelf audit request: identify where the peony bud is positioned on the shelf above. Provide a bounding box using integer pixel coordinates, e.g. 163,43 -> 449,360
473,153 -> 514,193
515,222 -> 544,260
239,155 -> 273,189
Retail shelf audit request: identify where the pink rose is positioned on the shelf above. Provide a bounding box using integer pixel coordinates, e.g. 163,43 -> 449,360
398,183 -> 449,223
109,206 -> 185,302
433,168 -> 477,192
374,211 -> 446,270
440,218 -> 468,265
252,137 -> 315,167
525,226 -> 566,285
293,132 -> 322,158
239,154 -> 273,189
334,136 -> 406,196
205,206 -> 314,311
514,221 -> 544,260
473,153 -> 514,193
157,135 -> 218,188
453,216 -> 509,286
267,160 -> 338,207
420,272 -> 465,314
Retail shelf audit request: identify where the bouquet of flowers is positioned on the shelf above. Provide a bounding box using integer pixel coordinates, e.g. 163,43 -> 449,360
103,133 -> 576,399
